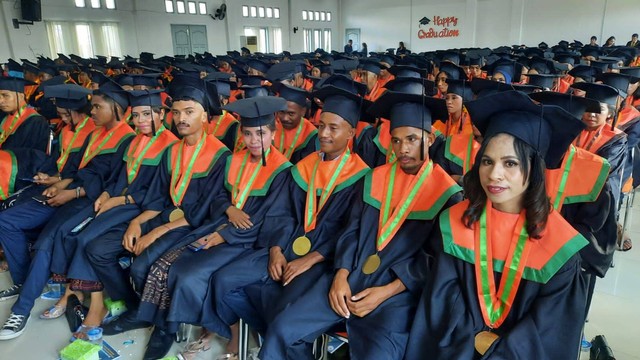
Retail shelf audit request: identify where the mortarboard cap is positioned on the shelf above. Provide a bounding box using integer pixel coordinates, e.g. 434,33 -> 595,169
43,84 -> 92,110
618,67 -> 640,82
359,59 -> 383,75
318,74 -> 367,96
5,59 -> 23,73
445,79 -> 474,101
368,91 -> 448,132
246,59 -> 271,74
272,82 -> 309,108
526,74 -> 560,89
483,58 -> 523,84
127,89 -> 165,108
132,74 -> 162,88
388,65 -> 427,79
167,74 -> 209,109
223,96 -> 286,128
312,85 -> 366,127
439,62 -> 466,80
0,77 -> 35,93
529,91 -> 601,120
571,82 -> 622,106
113,74 -> 134,87
384,77 -> 435,96
438,51 -> 461,65
466,90 -> 585,167
94,80 -> 129,110
568,65 -> 601,82
596,72 -> 638,95
238,74 -> 266,86
590,59 -> 619,72
241,85 -> 269,98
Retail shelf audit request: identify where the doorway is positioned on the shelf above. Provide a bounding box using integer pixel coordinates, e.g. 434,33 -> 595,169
171,25 -> 208,55
345,28 -> 360,52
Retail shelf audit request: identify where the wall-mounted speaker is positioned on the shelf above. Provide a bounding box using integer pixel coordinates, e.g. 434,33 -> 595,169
21,0 -> 42,22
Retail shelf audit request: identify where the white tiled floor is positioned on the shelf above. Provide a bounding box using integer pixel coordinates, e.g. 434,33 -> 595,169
1,201 -> 639,359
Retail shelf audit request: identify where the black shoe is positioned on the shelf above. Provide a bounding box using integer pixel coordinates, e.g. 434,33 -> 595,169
143,326 -> 175,360
102,310 -> 150,335
0,284 -> 22,302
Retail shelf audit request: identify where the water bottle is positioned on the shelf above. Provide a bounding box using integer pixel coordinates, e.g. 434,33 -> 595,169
86,327 -> 103,348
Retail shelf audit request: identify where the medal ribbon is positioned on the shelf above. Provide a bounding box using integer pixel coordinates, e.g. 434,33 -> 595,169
475,201 -> 532,329
80,125 -> 119,168
376,160 -> 433,252
303,149 -> 350,233
56,116 -> 90,172
0,105 -> 28,147
277,119 -> 304,160
552,146 -> 576,211
170,132 -> 207,207
232,148 -> 271,210
126,126 -> 166,184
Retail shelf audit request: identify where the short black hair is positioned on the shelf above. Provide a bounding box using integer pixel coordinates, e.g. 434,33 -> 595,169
591,36 -> 597,40
633,33 -> 639,38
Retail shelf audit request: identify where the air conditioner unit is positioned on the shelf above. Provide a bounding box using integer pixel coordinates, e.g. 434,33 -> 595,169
240,36 -> 258,53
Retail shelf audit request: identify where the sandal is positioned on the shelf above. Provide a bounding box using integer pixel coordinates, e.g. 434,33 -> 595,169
40,304 -> 66,319
177,331 -> 213,360
617,223 -> 633,252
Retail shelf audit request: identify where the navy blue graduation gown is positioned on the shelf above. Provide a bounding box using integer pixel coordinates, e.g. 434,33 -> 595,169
258,163 -> 461,360
0,112 -> 50,152
208,153 -> 370,339
145,165 -> 293,331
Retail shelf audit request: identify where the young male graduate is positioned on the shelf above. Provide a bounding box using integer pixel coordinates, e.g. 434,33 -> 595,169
404,91 -> 589,360
204,72 -> 240,150
45,90 -> 178,338
0,77 -> 50,152
272,82 -> 318,163
208,84 -> 371,357
89,75 -> 230,360
134,96 -> 293,359
258,90 -> 462,360
357,76 -> 447,168
0,81 -> 135,340
571,82 -> 628,208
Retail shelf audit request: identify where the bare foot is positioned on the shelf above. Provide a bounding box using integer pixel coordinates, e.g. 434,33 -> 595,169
226,323 -> 239,354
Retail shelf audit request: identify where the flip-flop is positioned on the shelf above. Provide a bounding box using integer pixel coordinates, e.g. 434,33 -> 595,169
40,304 -> 66,319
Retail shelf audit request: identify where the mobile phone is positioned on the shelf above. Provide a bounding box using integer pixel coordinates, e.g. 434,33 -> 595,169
71,216 -> 94,233
32,195 -> 50,206
187,238 -> 207,252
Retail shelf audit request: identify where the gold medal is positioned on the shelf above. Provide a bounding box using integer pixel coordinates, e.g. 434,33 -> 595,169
292,236 -> 311,256
169,208 -> 184,222
474,331 -> 499,355
362,254 -> 381,274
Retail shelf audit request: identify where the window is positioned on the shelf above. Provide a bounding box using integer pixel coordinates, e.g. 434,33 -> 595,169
266,7 -> 273,18
165,0 -> 174,12
250,6 -> 257,17
75,0 -> 85,7
105,0 -> 116,9
242,5 -> 249,17
188,1 -> 197,14
90,0 -> 100,8
102,23 -> 122,57
327,12 -> 331,21
315,12 -> 320,21
324,29 -> 332,50
307,10 -> 313,20
274,8 -> 280,18
302,10 -> 307,21
46,21 -> 122,58
258,6 -> 265,18
198,2 -> 207,15
75,24 -> 94,58
176,0 -> 185,13
304,28 -> 332,52
272,28 -> 282,53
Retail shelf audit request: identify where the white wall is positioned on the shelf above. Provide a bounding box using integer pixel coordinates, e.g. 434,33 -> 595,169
289,0 -> 339,53
340,0 -> 640,52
